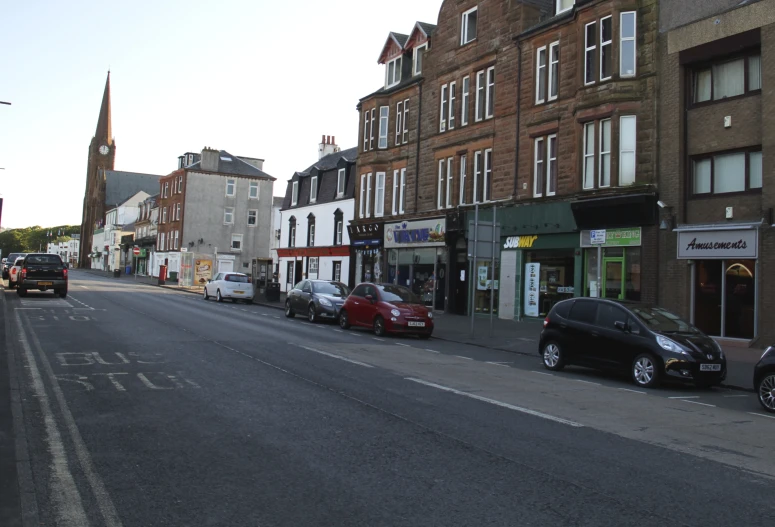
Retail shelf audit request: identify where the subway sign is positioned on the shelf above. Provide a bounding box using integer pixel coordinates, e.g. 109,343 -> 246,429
503,235 -> 538,249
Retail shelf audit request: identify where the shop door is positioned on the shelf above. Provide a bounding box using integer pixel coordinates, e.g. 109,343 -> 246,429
602,259 -> 624,300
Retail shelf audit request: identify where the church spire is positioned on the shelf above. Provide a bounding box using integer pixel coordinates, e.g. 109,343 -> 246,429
95,71 -> 112,144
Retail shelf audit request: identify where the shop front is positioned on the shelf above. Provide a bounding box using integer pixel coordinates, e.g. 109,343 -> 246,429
347,222 -> 385,287
385,217 -> 447,311
676,223 -> 760,340
580,227 -> 643,301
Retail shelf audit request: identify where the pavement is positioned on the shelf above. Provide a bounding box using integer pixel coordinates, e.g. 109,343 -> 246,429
1,270 -> 774,526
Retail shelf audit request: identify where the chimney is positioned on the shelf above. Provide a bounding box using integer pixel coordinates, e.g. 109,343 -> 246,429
201,147 -> 220,172
318,134 -> 339,160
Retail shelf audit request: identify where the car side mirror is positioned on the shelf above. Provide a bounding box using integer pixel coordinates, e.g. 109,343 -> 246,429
365,294 -> 375,303
207,279 -> 212,283
614,321 -> 629,332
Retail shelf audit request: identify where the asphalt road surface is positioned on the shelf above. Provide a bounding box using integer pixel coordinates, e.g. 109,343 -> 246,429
1,270 -> 774,527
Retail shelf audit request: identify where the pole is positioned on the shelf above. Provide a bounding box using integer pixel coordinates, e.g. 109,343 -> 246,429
596,245 -> 602,298
489,205 -> 496,337
134,253 -> 138,280
470,204 -> 479,337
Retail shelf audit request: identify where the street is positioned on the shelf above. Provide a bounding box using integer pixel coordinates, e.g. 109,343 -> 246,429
2,270 -> 774,527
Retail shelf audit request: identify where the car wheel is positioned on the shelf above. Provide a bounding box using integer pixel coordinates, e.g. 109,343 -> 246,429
542,341 -> 565,371
17,288 -> 27,297
58,289 -> 67,298
632,353 -> 661,388
308,304 -> 317,323
203,288 -> 209,301
285,301 -> 295,318
339,310 -> 350,329
373,316 -> 386,337
216,290 -> 223,303
757,373 -> 775,413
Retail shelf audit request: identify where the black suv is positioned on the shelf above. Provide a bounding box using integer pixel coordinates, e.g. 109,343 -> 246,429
539,298 -> 726,388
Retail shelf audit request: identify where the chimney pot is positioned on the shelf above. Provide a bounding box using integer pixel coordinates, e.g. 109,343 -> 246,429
332,136 -> 336,145
321,134 -> 325,144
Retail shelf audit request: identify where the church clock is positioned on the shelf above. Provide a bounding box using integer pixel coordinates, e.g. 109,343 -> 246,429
98,145 -> 110,156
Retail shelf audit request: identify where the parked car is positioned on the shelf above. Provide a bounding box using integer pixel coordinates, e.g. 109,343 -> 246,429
203,272 -> 253,303
285,280 -> 349,322
754,346 -> 775,413
338,282 -> 433,338
17,253 -> 68,298
3,252 -> 26,279
7,257 -> 25,289
539,298 -> 726,388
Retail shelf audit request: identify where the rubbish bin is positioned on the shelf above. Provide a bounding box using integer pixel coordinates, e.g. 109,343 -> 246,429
265,282 -> 280,302
113,268 -> 121,278
125,265 -> 131,275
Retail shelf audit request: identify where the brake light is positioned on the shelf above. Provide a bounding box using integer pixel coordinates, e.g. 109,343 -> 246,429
543,316 -> 549,328
63,268 -> 68,279
21,268 -> 26,280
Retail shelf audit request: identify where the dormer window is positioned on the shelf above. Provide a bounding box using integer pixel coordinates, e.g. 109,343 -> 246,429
461,7 -> 477,46
310,175 -> 318,203
413,43 -> 428,76
291,181 -> 299,206
556,0 -> 574,14
386,56 -> 402,88
337,168 -> 346,198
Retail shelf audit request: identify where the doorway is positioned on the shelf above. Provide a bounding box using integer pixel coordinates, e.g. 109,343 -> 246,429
603,258 -> 624,300
694,259 -> 755,339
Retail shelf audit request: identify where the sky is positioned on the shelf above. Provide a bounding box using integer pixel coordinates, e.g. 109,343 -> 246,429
0,0 -> 442,229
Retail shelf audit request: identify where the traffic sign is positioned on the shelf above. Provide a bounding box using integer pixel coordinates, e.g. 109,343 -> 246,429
133,247 -> 141,256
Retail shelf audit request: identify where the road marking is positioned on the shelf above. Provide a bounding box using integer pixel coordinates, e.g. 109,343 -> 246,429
395,342 -> 411,347
261,313 -> 269,316
373,338 -> 385,342
405,378 -> 583,428
272,316 -> 280,319
681,400 -> 716,408
748,412 -> 775,420
575,379 -> 601,386
668,396 -> 700,399
618,388 -> 647,395
486,361 -> 509,367
454,355 -> 473,360
297,345 -> 373,368
333,329 -> 343,333
531,370 -> 553,376
425,349 -> 440,354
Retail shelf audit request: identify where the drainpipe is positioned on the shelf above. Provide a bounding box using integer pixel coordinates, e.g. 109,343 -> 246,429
414,82 -> 423,213
513,41 -> 523,200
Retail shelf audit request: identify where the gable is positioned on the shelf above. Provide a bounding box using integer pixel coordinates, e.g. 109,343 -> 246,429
378,33 -> 409,64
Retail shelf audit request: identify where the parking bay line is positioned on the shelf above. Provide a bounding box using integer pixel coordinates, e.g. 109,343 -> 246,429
454,355 -> 473,360
748,412 -> 775,420
297,345 -> 373,368
395,343 -> 412,348
619,388 -> 647,395
405,378 -> 583,428
531,371 -> 553,377
575,379 -> 601,386
486,361 -> 509,367
668,396 -> 700,399
681,399 -> 716,408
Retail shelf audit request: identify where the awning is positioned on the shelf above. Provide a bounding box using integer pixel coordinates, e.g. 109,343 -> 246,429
570,193 -> 658,229
673,221 -> 763,232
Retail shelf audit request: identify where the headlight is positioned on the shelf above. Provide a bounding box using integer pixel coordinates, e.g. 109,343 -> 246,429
762,346 -> 775,361
427,312 -> 433,319
319,297 -> 332,307
390,309 -> 401,317
656,335 -> 688,355
713,340 -> 725,359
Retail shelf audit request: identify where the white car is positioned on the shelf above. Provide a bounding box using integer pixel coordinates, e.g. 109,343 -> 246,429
203,272 -> 254,303
8,257 -> 25,289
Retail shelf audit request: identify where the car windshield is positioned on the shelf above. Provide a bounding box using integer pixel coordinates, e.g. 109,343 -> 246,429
26,255 -> 61,265
225,274 -> 249,283
378,285 -> 422,304
313,282 -> 348,297
630,306 -> 699,334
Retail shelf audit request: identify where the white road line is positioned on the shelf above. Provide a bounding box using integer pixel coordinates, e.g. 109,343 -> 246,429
373,338 -> 385,342
297,345 -> 373,368
668,396 -> 700,399
272,316 -> 280,319
395,342 -> 411,347
748,412 -> 775,420
425,349 -> 440,354
531,370 -> 553,376
681,400 -> 716,408
486,361 -> 509,367
618,388 -> 647,395
333,329 -> 343,333
454,355 -> 473,360
575,379 -> 601,386
261,313 -> 269,316
405,378 -> 583,428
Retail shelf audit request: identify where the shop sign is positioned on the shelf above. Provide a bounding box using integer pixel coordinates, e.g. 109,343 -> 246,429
524,263 -> 540,317
348,222 -> 384,246
385,218 -> 446,248
581,227 -> 642,247
503,235 -> 538,249
677,229 -> 758,259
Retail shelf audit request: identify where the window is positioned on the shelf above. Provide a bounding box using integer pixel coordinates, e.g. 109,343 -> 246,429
162,207 -> 168,224
461,7 -> 477,45
440,84 -> 448,132
386,56 -> 401,88
569,299 -> 597,324
159,233 -> 165,251
249,181 -> 259,199
375,172 -> 385,217
459,154 -> 467,205
178,175 -> 183,192
392,170 -> 400,215
483,149 -> 492,201
437,159 -> 445,210
533,137 -> 545,197
548,42 -> 559,101
473,151 -> 482,203
370,109 -> 375,150
226,179 -> 235,197
486,67 -> 495,118
536,46 -> 547,104
365,172 -> 372,217
396,100 -> 403,145
399,168 -> 406,213
174,230 -> 179,250
164,182 -> 169,198
414,43 -> 427,76
596,304 -> 628,329
334,213 -> 343,246
286,262 -> 294,287
378,106 -> 389,149
288,217 -> 296,248
337,168 -> 346,197
556,0 -> 574,14
309,257 -> 319,278
310,175 -> 318,203
599,119 -> 611,188
224,207 -> 234,224
307,215 -> 315,247
600,16 -> 612,80
333,261 -> 342,282
291,181 -> 299,206
584,21 -> 596,85
619,116 -> 636,186
533,137 -> 555,197
359,174 -> 366,218
449,82 -> 456,129
620,12 -> 636,77
363,111 -> 370,151
546,138 -> 556,196
402,99 -> 409,143
461,76 -> 470,126
231,234 -> 242,252
475,70 -> 485,121
693,54 -> 761,104
692,149 -> 762,195
392,168 -> 406,215
248,210 -> 257,226
583,122 -> 595,190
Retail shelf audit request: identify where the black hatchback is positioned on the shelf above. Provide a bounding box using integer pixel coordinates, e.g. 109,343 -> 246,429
754,346 -> 775,413
539,298 -> 726,389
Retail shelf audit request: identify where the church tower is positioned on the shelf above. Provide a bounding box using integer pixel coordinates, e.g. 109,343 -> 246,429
79,72 -> 116,267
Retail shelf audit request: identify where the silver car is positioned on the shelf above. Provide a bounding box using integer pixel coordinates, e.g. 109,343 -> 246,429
203,272 -> 254,303
8,257 -> 24,289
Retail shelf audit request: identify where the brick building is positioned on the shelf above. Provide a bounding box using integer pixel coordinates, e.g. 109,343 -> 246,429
658,0 -> 772,344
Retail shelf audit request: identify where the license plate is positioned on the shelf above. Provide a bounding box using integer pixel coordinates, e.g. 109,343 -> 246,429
407,321 -> 425,327
700,363 -> 721,372
38,282 -> 53,286
234,290 -> 244,294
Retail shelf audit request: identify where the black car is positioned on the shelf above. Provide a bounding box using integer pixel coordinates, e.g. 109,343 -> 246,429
17,253 -> 68,298
3,252 -> 26,279
539,298 -> 726,388
285,280 -> 350,322
754,346 -> 775,413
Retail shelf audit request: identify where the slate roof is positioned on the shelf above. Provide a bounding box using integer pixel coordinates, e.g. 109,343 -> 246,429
519,0 -> 587,37
103,170 -> 162,209
417,22 -> 437,36
281,148 -> 357,211
392,32 -> 409,48
186,150 -> 276,180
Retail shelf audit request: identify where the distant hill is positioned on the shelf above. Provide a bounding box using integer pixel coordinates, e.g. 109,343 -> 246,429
0,225 -> 81,255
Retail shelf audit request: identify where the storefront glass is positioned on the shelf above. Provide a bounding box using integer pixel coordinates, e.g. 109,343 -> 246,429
474,259 -> 499,314
525,249 -> 574,316
355,248 -> 382,283
584,247 -> 641,301
388,247 -> 448,310
694,259 -> 755,339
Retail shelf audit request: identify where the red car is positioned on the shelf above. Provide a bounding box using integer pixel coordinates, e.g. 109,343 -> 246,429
338,282 -> 434,338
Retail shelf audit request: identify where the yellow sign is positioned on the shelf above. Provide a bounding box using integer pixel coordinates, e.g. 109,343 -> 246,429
503,235 -> 538,249
195,259 -> 213,284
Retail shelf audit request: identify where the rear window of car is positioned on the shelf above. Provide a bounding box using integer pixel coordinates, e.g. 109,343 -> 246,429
552,300 -> 573,319
25,255 -> 62,265
225,274 -> 249,283
569,300 -> 597,324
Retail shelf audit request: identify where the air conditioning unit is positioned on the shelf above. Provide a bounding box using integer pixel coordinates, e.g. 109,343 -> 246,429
440,120 -> 446,132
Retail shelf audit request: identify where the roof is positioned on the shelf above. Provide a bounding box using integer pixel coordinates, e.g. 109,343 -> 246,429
95,72 -> 112,144
378,32 -> 409,64
186,150 -> 275,180
303,147 -> 357,173
103,170 -> 162,208
416,22 -> 437,36
518,0 -> 588,38
281,148 -> 357,211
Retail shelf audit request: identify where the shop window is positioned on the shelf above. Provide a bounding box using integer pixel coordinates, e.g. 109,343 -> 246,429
526,249 -> 575,316
474,259 -> 498,314
584,247 -> 641,301
694,259 -> 755,338
692,148 -> 762,195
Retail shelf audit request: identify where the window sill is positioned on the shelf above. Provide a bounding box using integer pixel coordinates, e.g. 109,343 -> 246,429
690,90 -> 761,110
689,189 -> 762,200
